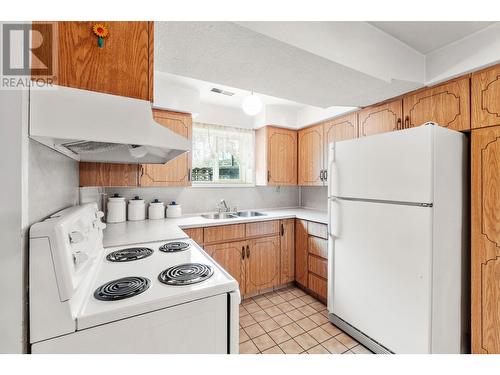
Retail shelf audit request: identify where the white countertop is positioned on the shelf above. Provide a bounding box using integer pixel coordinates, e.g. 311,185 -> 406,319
103,207 -> 327,248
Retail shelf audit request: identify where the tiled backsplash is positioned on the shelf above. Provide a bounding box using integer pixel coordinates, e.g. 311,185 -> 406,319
80,185 -> 328,215
300,186 -> 328,211
96,186 -> 300,214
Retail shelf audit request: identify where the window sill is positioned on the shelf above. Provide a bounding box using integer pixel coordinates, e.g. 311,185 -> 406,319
190,183 -> 256,188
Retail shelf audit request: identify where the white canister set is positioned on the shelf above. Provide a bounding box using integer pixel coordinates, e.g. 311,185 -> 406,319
106,194 -> 181,223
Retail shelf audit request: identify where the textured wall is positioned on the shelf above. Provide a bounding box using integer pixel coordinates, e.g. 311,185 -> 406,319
300,186 -> 328,211
103,186 -> 300,215
28,141 -> 80,224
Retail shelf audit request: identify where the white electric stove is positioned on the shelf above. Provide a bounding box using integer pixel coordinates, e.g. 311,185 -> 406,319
29,203 -> 240,354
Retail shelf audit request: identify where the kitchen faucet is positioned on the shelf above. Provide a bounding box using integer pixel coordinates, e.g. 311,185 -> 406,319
218,199 -> 230,213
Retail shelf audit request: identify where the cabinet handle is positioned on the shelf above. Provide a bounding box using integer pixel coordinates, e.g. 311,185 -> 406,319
404,116 -> 410,129
242,246 -> 245,260
319,170 -> 324,181
280,223 -> 284,236
267,170 -> 270,182
324,169 -> 327,182
188,168 -> 191,182
246,245 -> 250,258
396,118 -> 402,130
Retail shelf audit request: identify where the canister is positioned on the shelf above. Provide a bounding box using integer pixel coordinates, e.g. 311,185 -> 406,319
128,196 -> 146,221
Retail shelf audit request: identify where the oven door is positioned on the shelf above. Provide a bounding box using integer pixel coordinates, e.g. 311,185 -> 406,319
32,293 -> 231,354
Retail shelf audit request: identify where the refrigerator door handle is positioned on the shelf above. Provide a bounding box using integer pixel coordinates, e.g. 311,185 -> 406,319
327,142 -> 336,199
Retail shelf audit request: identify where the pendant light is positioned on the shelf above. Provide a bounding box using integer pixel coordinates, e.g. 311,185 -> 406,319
242,91 -> 263,116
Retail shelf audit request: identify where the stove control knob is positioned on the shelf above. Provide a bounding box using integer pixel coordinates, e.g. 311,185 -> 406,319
69,231 -> 85,244
73,251 -> 89,266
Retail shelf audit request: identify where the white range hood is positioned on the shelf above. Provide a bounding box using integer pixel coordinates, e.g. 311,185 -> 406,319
29,85 -> 191,164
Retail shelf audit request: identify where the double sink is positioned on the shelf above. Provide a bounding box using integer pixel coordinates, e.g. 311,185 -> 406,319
200,211 -> 266,220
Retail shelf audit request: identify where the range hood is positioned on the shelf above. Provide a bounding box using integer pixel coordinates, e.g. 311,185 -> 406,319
29,85 -> 191,164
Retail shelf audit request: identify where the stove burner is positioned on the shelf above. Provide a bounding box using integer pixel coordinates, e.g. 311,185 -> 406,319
158,263 -> 214,286
94,276 -> 150,301
106,247 -> 154,262
159,241 -> 190,253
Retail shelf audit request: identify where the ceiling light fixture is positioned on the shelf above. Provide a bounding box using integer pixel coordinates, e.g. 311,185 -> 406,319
242,92 -> 263,116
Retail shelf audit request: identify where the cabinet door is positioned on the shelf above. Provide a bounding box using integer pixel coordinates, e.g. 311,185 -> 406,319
471,127 -> 500,354
267,127 -> 297,185
358,99 -> 402,137
472,65 -> 500,129
323,112 -> 358,165
205,241 -> 247,295
79,162 -> 139,187
140,110 -> 192,186
404,77 -> 470,131
295,220 -> 309,287
280,219 -> 295,284
298,124 -> 324,186
245,236 -> 280,294
51,22 -> 153,100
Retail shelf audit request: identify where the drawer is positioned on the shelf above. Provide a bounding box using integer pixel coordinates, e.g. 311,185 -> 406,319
308,273 -> 327,300
308,221 -> 328,239
308,255 -> 327,279
245,220 -> 279,238
309,236 -> 327,259
183,227 -> 204,245
204,224 -> 246,244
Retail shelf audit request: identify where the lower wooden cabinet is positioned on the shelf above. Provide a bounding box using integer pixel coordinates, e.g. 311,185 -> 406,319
295,219 -> 309,287
280,219 -> 295,284
205,240 -> 247,295
188,220 -> 294,297
472,126 -> 500,354
245,236 -> 281,294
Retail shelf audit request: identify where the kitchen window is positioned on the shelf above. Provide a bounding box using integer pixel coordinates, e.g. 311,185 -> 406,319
191,123 -> 255,185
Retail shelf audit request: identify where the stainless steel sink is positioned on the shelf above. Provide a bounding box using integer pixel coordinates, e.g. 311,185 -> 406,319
235,211 -> 266,217
200,212 -> 238,220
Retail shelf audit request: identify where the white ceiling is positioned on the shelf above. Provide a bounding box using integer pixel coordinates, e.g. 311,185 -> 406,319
154,21 -> 500,110
370,21 -> 495,54
159,72 -> 305,109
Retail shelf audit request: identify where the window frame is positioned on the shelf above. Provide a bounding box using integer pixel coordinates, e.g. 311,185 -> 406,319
191,122 -> 256,187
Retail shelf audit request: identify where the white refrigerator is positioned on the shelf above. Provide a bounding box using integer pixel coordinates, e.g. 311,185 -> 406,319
327,123 -> 468,354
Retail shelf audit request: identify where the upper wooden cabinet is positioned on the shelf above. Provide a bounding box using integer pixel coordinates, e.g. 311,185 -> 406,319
323,112 -> 358,148
139,109 -> 192,187
358,99 -> 403,137
79,162 -> 139,187
255,126 -> 297,186
403,77 -> 470,131
298,124 -> 324,186
472,65 -> 500,129
37,21 -> 153,100
298,113 -> 358,186
471,126 -> 500,354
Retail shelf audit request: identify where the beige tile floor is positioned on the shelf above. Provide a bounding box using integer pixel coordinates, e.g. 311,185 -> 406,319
239,286 -> 372,354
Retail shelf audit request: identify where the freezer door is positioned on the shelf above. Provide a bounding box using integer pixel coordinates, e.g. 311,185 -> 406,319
331,198 -> 433,353
329,126 -> 434,203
